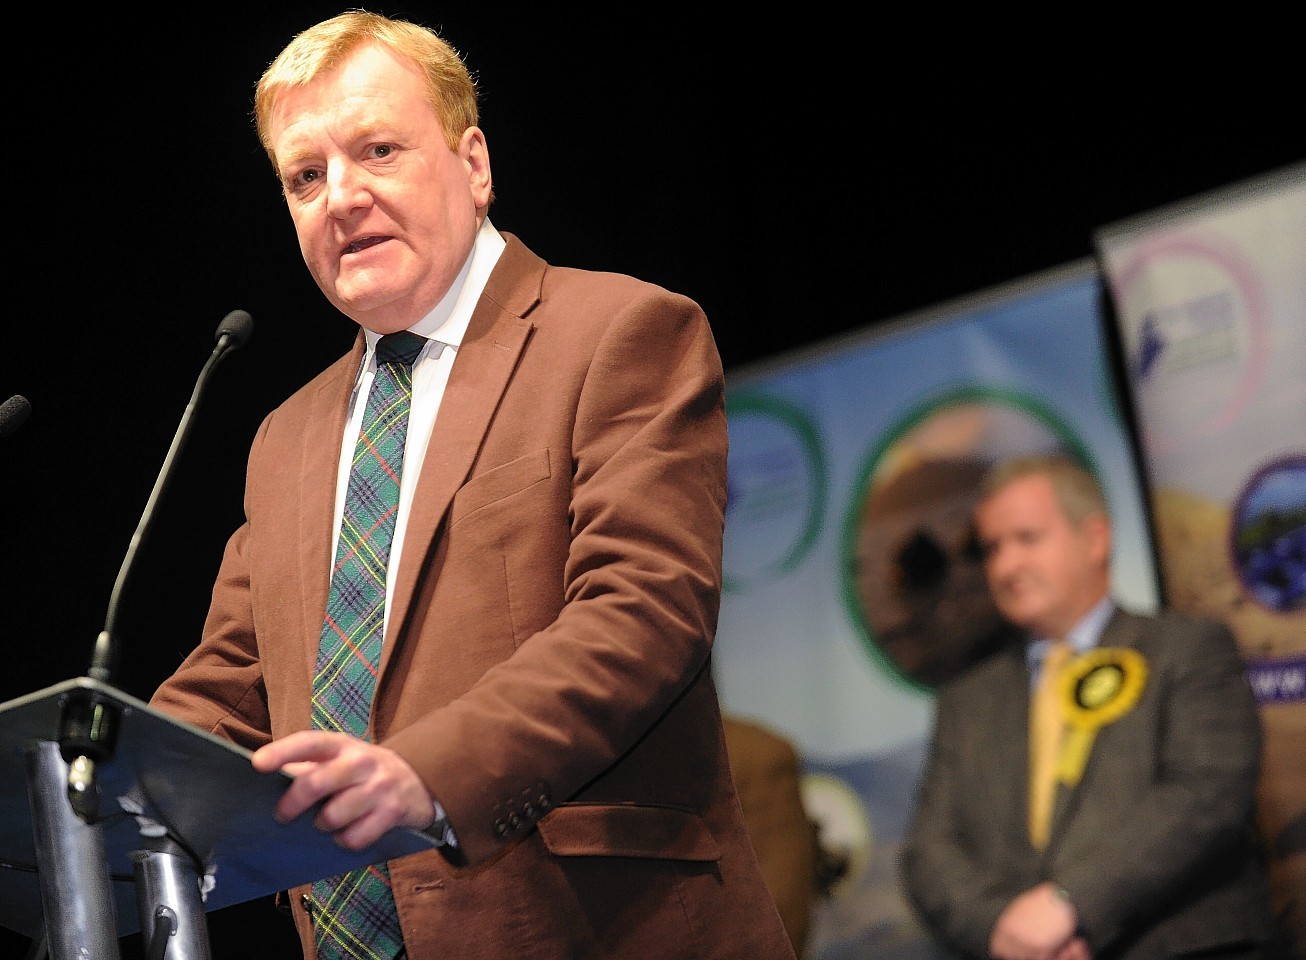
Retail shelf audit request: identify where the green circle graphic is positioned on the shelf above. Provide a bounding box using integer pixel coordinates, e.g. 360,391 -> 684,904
839,385 -> 1096,692
723,392 -> 828,592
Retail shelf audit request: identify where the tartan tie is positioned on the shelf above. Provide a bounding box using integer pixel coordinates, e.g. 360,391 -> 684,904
1029,639 -> 1072,850
309,331 -> 426,960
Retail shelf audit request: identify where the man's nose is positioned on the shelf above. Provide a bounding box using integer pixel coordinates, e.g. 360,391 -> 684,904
984,543 -> 1016,580
326,162 -> 374,219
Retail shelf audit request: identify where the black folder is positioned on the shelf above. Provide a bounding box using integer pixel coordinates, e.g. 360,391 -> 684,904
0,677 -> 437,940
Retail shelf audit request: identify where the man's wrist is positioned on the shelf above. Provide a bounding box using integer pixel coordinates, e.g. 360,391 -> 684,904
1052,882 -> 1082,935
430,800 -> 459,848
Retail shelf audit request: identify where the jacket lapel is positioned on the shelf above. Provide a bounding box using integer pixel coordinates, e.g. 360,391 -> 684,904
382,235 -> 542,656
1047,609 -> 1142,846
994,646 -> 1037,844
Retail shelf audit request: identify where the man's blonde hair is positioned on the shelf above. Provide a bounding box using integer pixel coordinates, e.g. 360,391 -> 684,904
978,452 -> 1108,525
253,10 -> 479,175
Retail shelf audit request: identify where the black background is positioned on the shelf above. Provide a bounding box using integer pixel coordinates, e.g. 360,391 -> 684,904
2,4 -> 1303,955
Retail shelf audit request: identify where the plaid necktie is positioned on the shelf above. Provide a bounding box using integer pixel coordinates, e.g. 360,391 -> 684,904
309,331 -> 426,960
1029,639 -> 1072,849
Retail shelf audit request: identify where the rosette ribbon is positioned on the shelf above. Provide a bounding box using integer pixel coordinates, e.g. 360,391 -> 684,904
1055,647 -> 1148,787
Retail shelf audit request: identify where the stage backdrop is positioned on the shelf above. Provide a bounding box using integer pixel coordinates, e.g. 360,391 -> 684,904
715,259 -> 1159,958
1094,161 -> 1306,950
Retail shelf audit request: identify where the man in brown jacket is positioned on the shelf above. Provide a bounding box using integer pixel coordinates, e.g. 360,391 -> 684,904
150,10 -> 794,960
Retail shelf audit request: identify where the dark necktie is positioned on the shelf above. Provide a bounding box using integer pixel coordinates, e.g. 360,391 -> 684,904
309,330 -> 425,960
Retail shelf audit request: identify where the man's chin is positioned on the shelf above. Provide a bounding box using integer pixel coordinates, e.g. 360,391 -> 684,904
996,602 -> 1043,635
328,287 -> 412,332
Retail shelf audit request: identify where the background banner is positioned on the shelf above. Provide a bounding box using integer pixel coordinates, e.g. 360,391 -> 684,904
1094,161 -> 1306,949
716,260 -> 1159,958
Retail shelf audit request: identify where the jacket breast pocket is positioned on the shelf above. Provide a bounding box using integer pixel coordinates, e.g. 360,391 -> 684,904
449,448 -> 552,527
536,802 -> 722,862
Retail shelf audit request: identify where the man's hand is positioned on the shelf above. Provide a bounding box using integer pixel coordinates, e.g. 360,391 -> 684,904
1052,936 -> 1091,960
988,881 -> 1083,960
252,731 -> 435,850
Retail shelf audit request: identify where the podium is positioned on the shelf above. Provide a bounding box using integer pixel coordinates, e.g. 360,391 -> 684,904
0,677 -> 437,958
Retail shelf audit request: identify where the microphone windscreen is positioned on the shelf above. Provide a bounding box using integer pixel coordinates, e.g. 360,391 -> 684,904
216,309 -> 255,350
0,394 -> 32,437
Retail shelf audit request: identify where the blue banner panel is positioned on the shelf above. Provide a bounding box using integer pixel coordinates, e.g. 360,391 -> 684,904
717,261 -> 1158,958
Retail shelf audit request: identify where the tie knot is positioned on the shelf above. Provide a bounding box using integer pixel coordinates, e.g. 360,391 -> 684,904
376,331 -> 427,367
1043,640 -> 1073,673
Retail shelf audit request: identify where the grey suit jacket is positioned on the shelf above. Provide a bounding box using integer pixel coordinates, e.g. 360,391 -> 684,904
900,607 -> 1275,959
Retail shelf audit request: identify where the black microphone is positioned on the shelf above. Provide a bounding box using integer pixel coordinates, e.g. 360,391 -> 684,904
0,394 -> 31,436
60,310 -> 254,822
216,307 -> 255,352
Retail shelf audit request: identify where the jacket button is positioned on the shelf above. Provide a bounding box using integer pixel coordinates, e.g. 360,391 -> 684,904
494,818 -> 508,836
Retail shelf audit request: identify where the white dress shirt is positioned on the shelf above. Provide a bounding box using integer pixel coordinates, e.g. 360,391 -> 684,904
330,217 -> 507,632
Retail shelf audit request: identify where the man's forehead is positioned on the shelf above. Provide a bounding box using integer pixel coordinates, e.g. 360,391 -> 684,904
271,45 -> 428,129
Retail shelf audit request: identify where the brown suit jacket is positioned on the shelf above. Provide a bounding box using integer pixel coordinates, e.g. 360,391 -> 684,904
150,234 -> 795,960
900,607 -> 1276,959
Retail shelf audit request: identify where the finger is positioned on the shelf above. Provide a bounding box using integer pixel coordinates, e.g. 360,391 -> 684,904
308,777 -> 387,850
273,771 -> 331,824
277,752 -> 371,823
315,763 -> 422,847
329,802 -> 397,851
251,730 -> 346,773
275,760 -> 318,778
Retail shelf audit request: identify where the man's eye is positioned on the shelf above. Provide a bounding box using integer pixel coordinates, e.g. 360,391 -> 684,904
370,144 -> 393,159
286,168 -> 322,192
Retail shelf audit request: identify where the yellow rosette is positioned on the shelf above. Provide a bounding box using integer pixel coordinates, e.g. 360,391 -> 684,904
1055,647 -> 1148,787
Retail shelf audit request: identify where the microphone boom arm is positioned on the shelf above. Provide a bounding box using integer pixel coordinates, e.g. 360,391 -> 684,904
60,310 -> 252,823
91,325 -> 247,682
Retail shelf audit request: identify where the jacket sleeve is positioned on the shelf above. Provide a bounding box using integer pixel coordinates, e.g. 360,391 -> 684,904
899,681 -> 1018,959
381,286 -> 730,865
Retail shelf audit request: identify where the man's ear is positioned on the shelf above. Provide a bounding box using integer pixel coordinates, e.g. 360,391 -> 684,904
1082,510 -> 1112,566
460,126 -> 493,210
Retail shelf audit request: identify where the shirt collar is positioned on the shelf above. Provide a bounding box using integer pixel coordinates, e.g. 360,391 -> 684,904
361,217 -> 507,357
1026,594 -> 1116,669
